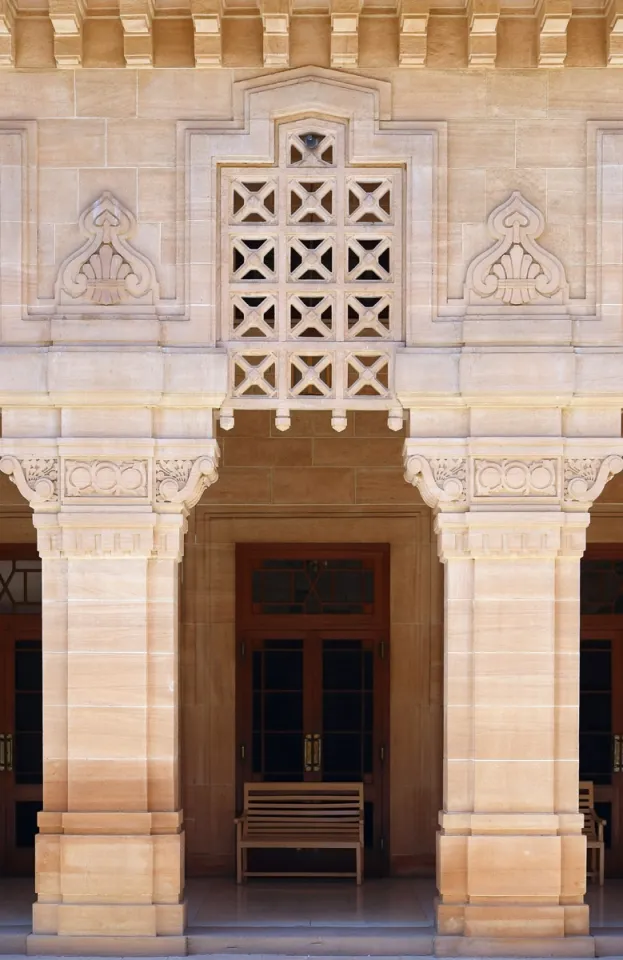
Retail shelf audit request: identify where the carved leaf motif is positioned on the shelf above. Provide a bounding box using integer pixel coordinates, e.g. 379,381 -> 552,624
564,456 -> 623,503
155,456 -> 219,509
56,192 -> 159,311
0,456 -> 59,504
466,191 -> 568,308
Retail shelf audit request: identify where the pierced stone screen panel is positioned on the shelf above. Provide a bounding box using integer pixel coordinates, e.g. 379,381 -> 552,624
220,119 -> 403,411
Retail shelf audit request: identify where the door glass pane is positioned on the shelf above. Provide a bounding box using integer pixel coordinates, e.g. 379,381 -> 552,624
251,558 -> 375,615
322,640 -> 373,781
252,640 -> 304,781
0,560 -> 42,614
15,800 -> 42,848
14,640 -> 43,785
580,640 -> 612,785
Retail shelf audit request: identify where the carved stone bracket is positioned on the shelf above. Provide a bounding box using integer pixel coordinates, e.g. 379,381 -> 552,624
563,455 -> 623,505
155,454 -> 220,509
404,454 -> 467,509
465,191 -> 568,310
55,192 -> 159,312
0,456 -> 59,507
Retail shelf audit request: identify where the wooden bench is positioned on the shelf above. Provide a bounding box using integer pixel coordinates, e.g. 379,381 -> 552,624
235,782 -> 364,884
580,780 -> 606,886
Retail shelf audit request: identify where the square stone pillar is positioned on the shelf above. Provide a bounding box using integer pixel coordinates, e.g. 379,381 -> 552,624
0,448 -> 219,956
404,447 -> 623,956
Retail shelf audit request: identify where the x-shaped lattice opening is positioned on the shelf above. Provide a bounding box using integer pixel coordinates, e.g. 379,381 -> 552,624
231,180 -> 277,224
232,238 -> 276,281
347,238 -> 391,281
231,294 -> 277,338
289,180 -> 334,224
346,354 -> 389,397
347,180 -> 392,224
233,354 -> 278,397
289,237 -> 334,281
288,295 -> 334,338
289,354 -> 333,396
347,294 -> 391,338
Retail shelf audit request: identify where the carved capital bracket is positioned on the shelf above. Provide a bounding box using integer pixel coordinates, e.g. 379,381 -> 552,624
155,448 -> 220,512
563,455 -> 623,507
403,452 -> 468,510
0,456 -> 59,509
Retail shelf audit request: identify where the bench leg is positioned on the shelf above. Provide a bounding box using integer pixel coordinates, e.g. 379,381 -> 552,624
599,845 -> 605,886
356,845 -> 362,885
236,842 -> 243,884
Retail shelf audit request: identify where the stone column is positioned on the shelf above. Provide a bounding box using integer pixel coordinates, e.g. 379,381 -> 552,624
0,445 -> 219,956
404,443 -> 623,955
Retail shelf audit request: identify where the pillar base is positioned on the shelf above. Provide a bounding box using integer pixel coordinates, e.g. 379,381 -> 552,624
26,934 -> 187,957
434,935 -> 595,958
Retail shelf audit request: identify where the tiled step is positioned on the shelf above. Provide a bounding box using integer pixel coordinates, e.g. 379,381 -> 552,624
187,925 -> 435,956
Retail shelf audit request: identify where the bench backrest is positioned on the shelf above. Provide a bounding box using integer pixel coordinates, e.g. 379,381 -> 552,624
242,782 -> 363,837
579,780 -> 597,838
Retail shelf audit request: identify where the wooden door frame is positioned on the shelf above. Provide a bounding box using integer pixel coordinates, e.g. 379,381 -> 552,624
581,544 -> 623,876
235,542 -> 390,874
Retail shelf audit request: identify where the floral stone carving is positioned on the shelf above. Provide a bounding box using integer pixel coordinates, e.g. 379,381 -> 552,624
465,191 -> 568,308
404,455 -> 467,509
564,456 -> 623,504
155,457 -> 220,509
55,192 -> 159,310
0,456 -> 59,505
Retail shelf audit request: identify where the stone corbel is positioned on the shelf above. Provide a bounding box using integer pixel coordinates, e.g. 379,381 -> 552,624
537,0 -> 571,66
259,0 -> 291,66
398,0 -> 429,66
607,0 -> 623,65
119,0 -> 155,67
155,447 -> 220,511
0,456 -> 59,509
403,452 -> 468,510
467,0 -> 499,66
191,0 -> 223,65
0,0 -> 17,68
48,0 -> 86,67
563,455 -> 623,507
330,0 -> 362,66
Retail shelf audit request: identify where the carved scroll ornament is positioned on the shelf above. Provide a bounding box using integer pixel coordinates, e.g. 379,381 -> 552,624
564,456 -> 623,504
404,455 -> 467,509
56,192 -> 159,310
465,191 -> 568,307
0,456 -> 59,504
155,457 -> 220,509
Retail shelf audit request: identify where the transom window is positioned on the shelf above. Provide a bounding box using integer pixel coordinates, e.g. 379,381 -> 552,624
219,118 -> 403,432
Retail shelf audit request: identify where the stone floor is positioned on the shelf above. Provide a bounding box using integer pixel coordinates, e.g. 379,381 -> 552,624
0,876 -> 622,956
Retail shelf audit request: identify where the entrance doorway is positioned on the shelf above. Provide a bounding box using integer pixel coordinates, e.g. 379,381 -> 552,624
236,544 -> 389,876
580,547 -> 623,877
0,550 -> 43,876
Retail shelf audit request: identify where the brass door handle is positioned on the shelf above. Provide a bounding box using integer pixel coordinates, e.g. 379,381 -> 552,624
304,734 -> 312,772
312,734 -> 322,772
0,735 -> 4,772
615,734 -> 623,774
6,734 -> 12,772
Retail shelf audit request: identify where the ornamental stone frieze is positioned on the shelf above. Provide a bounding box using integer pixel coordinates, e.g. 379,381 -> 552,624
404,444 -> 623,514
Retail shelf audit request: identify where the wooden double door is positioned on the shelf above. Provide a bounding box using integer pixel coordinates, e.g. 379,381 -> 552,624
236,544 -> 389,876
0,615 -> 43,875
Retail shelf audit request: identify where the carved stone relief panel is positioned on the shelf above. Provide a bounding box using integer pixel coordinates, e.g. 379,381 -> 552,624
55,193 -> 160,313
464,192 -> 568,311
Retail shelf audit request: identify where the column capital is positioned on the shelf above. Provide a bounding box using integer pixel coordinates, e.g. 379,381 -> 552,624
403,438 -> 623,513
0,440 -> 220,515
434,510 -> 590,561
